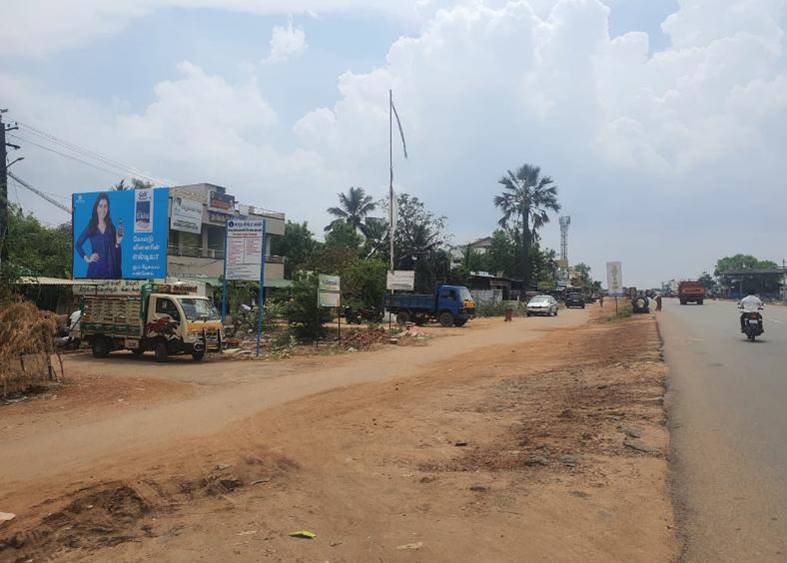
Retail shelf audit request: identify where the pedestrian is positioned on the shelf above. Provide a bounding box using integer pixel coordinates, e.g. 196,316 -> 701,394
656,294 -> 662,311
599,295 -> 604,308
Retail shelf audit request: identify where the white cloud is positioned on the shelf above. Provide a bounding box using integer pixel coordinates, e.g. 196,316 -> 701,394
262,20 -> 308,64
0,0 -> 425,58
4,0 -> 787,286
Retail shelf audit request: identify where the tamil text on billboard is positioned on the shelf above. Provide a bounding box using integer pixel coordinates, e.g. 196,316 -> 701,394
170,195 -> 203,234
72,188 -> 169,280
606,261 -> 624,296
226,219 -> 265,281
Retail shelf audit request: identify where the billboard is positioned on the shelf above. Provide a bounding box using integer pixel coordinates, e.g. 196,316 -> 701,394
318,274 -> 341,307
226,219 -> 265,281
72,188 -> 169,280
208,191 -> 235,214
606,261 -> 624,296
170,196 -> 203,234
386,270 -> 415,291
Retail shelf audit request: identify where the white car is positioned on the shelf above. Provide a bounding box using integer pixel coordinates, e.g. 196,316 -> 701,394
526,295 -> 559,317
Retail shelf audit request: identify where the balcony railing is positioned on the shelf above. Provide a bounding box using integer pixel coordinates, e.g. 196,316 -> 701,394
167,245 -> 283,264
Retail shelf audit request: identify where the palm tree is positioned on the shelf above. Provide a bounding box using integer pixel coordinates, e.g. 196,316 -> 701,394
494,164 -> 561,289
325,187 -> 377,234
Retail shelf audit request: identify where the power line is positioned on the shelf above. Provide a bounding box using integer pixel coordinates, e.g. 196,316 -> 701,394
17,121 -> 166,184
9,133 -> 133,178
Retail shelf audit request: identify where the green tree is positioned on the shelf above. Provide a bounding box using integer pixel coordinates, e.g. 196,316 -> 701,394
270,220 -> 317,278
6,205 -> 71,278
342,258 -> 388,309
494,164 -> 561,289
361,217 -> 389,259
485,229 -> 519,278
698,271 -> 715,291
325,186 -> 377,234
113,178 -> 155,191
391,194 -> 448,292
325,221 -> 363,251
714,254 -> 778,276
572,262 -> 592,287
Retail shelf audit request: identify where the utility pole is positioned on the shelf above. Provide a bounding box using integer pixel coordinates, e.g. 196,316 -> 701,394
1,109 -> 20,266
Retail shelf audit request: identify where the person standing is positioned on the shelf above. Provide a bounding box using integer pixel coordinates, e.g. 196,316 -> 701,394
75,193 -> 123,279
655,294 -> 663,311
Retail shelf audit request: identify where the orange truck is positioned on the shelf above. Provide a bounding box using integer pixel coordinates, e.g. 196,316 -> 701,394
678,281 -> 705,305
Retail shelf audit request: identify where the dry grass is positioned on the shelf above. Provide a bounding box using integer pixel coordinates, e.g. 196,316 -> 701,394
0,298 -> 60,399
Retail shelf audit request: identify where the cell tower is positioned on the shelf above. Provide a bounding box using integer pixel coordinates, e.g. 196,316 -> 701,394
559,216 -> 571,283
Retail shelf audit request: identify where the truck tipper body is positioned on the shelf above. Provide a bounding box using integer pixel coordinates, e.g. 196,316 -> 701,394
80,283 -> 224,361
678,281 -> 705,305
383,284 -> 475,327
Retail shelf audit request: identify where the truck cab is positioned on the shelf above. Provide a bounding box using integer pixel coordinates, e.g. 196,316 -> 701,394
436,284 -> 476,326
141,290 -> 223,361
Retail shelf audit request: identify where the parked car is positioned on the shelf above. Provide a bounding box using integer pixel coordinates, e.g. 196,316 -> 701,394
526,295 -> 559,317
565,290 -> 585,309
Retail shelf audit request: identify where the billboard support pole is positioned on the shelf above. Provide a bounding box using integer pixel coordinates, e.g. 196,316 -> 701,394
221,224 -> 228,324
255,220 -> 267,358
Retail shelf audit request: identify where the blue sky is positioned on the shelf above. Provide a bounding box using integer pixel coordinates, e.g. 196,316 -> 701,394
2,0 -> 786,287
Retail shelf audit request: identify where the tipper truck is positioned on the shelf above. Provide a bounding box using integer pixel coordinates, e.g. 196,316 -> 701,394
678,281 -> 705,305
80,283 -> 224,361
384,284 -> 475,327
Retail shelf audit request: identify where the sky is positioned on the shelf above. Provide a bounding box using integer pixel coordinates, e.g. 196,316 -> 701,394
2,0 -> 787,288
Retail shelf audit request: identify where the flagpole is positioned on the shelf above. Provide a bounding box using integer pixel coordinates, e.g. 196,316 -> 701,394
389,88 -> 394,273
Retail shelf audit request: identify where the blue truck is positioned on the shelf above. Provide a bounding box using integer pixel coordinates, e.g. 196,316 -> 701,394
383,284 -> 476,327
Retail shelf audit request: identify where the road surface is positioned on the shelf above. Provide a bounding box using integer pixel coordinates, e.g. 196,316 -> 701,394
660,299 -> 787,562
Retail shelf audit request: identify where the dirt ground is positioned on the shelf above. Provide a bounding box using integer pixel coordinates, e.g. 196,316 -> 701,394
0,308 -> 677,562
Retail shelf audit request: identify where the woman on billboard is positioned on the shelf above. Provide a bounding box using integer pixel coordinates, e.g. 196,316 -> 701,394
75,192 -> 123,278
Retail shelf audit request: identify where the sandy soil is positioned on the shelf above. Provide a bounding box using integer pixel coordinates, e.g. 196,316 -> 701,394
0,309 -> 677,562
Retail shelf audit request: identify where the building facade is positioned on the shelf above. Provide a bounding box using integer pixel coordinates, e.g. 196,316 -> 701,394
166,183 -> 286,287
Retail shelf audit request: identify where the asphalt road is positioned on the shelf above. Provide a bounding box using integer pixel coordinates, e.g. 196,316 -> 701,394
660,298 -> 787,562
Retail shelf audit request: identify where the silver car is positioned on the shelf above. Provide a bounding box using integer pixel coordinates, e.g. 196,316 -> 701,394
526,295 -> 559,317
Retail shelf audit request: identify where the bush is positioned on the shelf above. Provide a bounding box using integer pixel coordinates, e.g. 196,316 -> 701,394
285,273 -> 333,340
475,300 -> 527,317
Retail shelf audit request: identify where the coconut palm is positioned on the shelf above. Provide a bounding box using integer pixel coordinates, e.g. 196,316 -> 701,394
325,186 -> 377,234
494,164 -> 561,288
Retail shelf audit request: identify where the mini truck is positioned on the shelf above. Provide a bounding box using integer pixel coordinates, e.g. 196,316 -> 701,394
80,283 -> 224,362
383,284 -> 475,327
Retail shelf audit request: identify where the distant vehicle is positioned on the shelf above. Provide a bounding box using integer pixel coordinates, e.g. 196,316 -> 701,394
527,294 -> 559,317
384,284 -> 475,327
564,288 -> 585,309
80,283 -> 224,362
678,281 -> 705,305
632,293 -> 650,314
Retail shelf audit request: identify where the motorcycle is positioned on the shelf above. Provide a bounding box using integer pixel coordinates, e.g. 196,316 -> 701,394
343,306 -> 384,324
741,309 -> 764,342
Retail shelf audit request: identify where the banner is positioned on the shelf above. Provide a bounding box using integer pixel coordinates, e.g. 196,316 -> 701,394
606,261 -> 624,296
226,219 -> 265,281
318,274 -> 341,307
72,188 -> 169,280
208,191 -> 235,214
386,270 -> 415,291
170,196 -> 203,234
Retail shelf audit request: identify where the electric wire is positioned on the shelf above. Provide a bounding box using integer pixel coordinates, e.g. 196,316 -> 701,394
16,121 -> 166,184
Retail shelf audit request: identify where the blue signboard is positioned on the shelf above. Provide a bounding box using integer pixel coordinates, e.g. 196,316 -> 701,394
72,188 -> 169,279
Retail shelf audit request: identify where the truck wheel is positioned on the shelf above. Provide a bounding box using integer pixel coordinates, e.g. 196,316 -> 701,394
192,350 -> 205,361
439,311 -> 454,327
698,300 -> 704,305
396,311 -> 410,325
154,340 -> 169,363
91,337 -> 110,358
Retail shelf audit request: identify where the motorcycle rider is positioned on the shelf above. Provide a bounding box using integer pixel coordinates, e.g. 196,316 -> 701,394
738,289 -> 764,333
